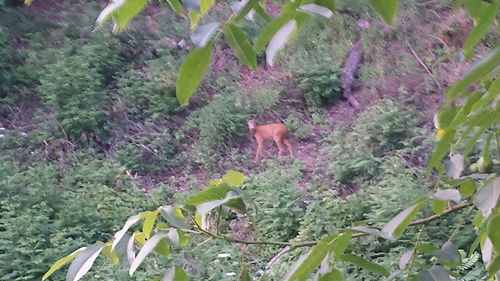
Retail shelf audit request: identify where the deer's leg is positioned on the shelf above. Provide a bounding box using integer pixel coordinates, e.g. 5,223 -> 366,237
274,135 -> 285,155
255,139 -> 264,161
283,138 -> 294,157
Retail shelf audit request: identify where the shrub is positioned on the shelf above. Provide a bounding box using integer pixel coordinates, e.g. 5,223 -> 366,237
183,93 -> 250,169
115,68 -> 179,121
244,160 -> 305,242
241,87 -> 282,115
284,113 -> 313,140
296,66 -> 343,108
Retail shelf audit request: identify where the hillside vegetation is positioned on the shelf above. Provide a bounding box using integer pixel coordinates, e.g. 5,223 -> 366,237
0,0 -> 498,280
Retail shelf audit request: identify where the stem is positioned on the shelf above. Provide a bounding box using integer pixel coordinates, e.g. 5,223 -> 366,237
448,205 -> 474,241
407,225 -> 425,275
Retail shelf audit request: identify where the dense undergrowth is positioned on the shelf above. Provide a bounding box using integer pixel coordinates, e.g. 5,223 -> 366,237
0,0 -> 495,280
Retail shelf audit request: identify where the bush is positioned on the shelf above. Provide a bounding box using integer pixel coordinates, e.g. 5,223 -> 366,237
183,93 -> 250,169
244,160 -> 305,242
0,157 -> 165,281
296,66 -> 343,108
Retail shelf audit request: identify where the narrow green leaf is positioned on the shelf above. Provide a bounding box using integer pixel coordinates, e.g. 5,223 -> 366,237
112,214 -> 142,251
188,9 -> 201,30
432,241 -> 461,267
417,243 -> 438,253
333,233 -> 351,259
369,0 -> 398,25
381,200 -> 427,240
200,0 -> 214,14
445,46 -> 500,106
431,189 -> 461,203
481,237 -> 494,265
66,244 -> 104,281
460,180 -> 475,197
487,209 -> 500,252
232,0 -> 259,22
473,177 -> 500,218
469,227 -> 487,256
130,232 -> 170,275
197,190 -> 243,214
238,265 -> 251,281
223,24 -> 257,69
255,4 -> 296,51
431,200 -> 447,216
166,0 -> 184,16
282,237 -> 335,281
127,233 -> 136,265
176,41 -> 213,105
398,250 -> 414,270
143,210 -> 160,239
427,128 -> 457,174
339,254 -> 390,277
266,20 -> 297,66
102,243 -> 120,263
154,238 -> 171,256
318,269 -> 343,281
418,265 -> 452,281
487,255 -> 500,277
184,185 -> 231,206
191,22 -> 219,48
222,170 -> 245,187
463,0 -> 499,58
299,4 -> 333,18
96,0 -> 148,30
42,247 -> 85,280
254,5 -> 272,22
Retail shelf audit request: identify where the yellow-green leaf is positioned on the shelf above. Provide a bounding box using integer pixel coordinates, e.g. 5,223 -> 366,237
42,247 -> 85,280
176,41 -> 213,105
223,24 -> 257,70
142,210 -> 160,239
369,0 -> 398,25
221,170 -> 245,187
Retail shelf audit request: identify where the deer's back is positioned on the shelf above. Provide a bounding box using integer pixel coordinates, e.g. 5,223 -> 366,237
254,123 -> 288,139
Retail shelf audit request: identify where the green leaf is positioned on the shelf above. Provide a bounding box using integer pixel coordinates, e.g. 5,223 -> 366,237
102,243 -> 120,263
154,238 -> 171,256
191,22 -> 219,48
96,0 -> 149,30
431,200 -> 447,216
112,214 -> 142,251
445,46 -> 500,106
232,0 -> 259,22
142,210 -> 159,239
462,0 -> 499,58
473,177 -> 500,218
188,9 -> 202,30
200,0 -> 214,14
369,0 -> 398,25
223,24 -> 257,70
488,255 -> 500,277
427,128 -> 457,174
160,206 -> 190,229
460,180 -> 475,197
196,190 -> 244,214
129,232 -> 171,275
166,0 -> 184,16
266,19 -> 297,66
398,250 -> 414,270
184,185 -> 231,206
432,241 -> 461,267
162,266 -> 190,281
222,170 -> 245,187
254,5 -> 272,22
176,41 -> 213,105
238,265 -> 251,281
299,4 -> 333,18
255,5 -> 296,51
42,247 -> 85,280
381,200 -> 427,240
339,254 -> 390,277
282,236 -> 336,281
418,265 -> 452,281
318,269 -> 343,281
417,243 -> 438,253
487,209 -> 500,252
481,237 -> 494,265
66,244 -> 104,281
431,189 -> 461,204
333,233 -> 351,259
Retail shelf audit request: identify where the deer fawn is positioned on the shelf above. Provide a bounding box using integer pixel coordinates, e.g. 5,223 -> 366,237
246,119 -> 294,162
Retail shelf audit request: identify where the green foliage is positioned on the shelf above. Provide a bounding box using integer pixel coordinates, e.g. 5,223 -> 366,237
115,69 -> 180,120
284,113 -> 313,139
0,157 -> 164,281
296,66 -> 343,108
245,160 -> 305,242
183,93 -> 250,169
354,98 -> 421,155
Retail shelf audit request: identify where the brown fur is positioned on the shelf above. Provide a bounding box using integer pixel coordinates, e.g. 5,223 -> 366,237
247,119 -> 294,161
